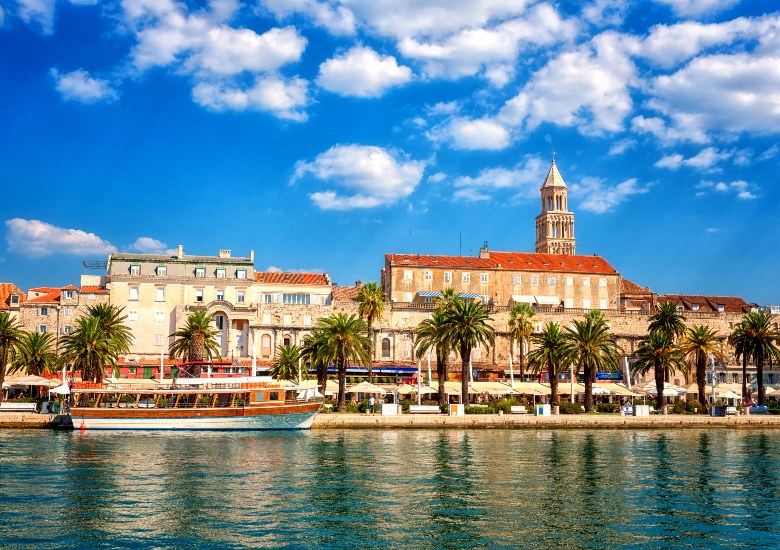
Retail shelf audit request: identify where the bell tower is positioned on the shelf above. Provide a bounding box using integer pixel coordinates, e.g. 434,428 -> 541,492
535,154 -> 575,255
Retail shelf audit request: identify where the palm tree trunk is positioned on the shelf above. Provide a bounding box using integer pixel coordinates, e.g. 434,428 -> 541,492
741,354 -> 747,407
549,363 -> 559,407
337,356 -> 347,412
583,364 -> 593,412
317,362 -> 327,398
756,349 -> 765,406
519,340 -> 525,382
655,363 -> 665,411
696,352 -> 707,411
437,350 -> 446,407
0,347 -> 8,390
366,317 -> 373,384
460,343 -> 470,405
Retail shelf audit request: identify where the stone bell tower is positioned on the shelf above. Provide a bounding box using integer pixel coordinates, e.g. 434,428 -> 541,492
535,155 -> 575,255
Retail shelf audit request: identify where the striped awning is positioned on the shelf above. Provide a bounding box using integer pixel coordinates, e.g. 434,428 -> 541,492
417,291 -> 442,297
458,293 -> 481,299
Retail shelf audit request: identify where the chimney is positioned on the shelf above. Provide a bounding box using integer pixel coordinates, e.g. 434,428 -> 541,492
219,249 -> 231,258
355,280 -> 362,288
479,241 -> 490,259
177,244 -> 183,259
249,250 -> 254,263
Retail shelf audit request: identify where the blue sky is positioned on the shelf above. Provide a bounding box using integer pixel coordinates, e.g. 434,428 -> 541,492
1,0 -> 779,304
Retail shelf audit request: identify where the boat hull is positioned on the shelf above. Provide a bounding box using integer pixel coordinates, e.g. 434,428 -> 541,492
71,404 -> 320,431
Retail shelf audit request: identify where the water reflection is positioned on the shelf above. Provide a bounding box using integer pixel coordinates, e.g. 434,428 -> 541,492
2,429 -> 780,548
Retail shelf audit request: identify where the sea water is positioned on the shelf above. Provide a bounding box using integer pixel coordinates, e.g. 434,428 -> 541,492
1,429 -> 779,549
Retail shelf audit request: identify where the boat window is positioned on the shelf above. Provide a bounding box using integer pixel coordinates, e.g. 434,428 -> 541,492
254,392 -> 265,401
269,392 -> 279,401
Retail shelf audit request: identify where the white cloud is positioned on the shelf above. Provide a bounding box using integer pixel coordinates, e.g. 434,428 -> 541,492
128,237 -> 175,255
192,76 -> 309,120
15,0 -> 55,33
5,218 -> 117,258
639,19 -> 749,69
0,6 -> 5,26
498,32 -> 639,135
451,156 -> 547,202
695,179 -> 757,199
655,153 -> 683,170
582,0 -> 629,26
260,0 -> 357,35
452,188 -> 491,202
430,117 -> 511,150
50,69 -> 118,103
317,46 -> 412,98
655,147 -> 730,171
655,0 -> 740,17
571,177 -> 650,213
631,115 -> 709,145
608,138 -> 636,156
293,145 -> 426,210
757,144 -> 779,161
428,172 -> 446,183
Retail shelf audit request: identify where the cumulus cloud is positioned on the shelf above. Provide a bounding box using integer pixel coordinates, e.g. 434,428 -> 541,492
429,117 -> 511,150
757,144 -> 779,161
696,179 -> 757,199
655,147 -> 730,171
293,145 -> 426,210
571,177 -> 650,213
128,237 -> 175,255
451,156 -> 548,202
317,46 -> 412,98
638,19 -> 749,69
582,0 -> 629,26
260,0 -> 357,35
192,76 -> 309,120
5,218 -> 117,258
655,0 -> 740,17
50,69 -> 118,103
608,138 -> 636,156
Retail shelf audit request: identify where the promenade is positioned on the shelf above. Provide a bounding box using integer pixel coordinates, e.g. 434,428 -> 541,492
0,413 -> 72,429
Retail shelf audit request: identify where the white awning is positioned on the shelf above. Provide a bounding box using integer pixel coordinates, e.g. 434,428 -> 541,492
510,295 -> 536,304
534,295 -> 560,306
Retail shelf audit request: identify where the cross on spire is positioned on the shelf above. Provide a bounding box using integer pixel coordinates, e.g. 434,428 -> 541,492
550,148 -> 556,163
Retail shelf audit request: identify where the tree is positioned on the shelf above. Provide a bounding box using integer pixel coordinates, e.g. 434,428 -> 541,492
564,310 -> 621,412
10,331 -> 59,377
0,312 -> 22,390
415,309 -> 451,406
357,282 -> 386,383
270,344 -> 305,382
62,316 -> 117,383
630,331 -> 688,411
86,304 -> 132,358
300,331 -> 329,397
508,303 -> 535,384
169,311 -> 221,377
648,302 -> 686,383
679,325 -> 723,408
441,300 -> 495,406
738,312 -> 780,406
527,322 -> 570,408
315,313 -> 371,411
729,320 -> 751,406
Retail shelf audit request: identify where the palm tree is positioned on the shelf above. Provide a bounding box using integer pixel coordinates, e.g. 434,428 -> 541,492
10,331 -> 59,377
648,301 -> 686,383
527,322 -> 569,408
300,330 -> 329,397
0,312 -> 22,390
315,313 -> 371,411
508,303 -> 535,384
437,287 -> 459,310
270,344 -> 305,382
440,300 -> 495,406
564,310 -> 621,412
169,311 -> 221,377
630,331 -> 688,411
86,303 -> 133,357
415,310 -> 451,406
740,312 -> 780,406
357,282 -> 386,383
729,320 -> 751,406
62,316 -> 117,383
679,325 -> 723,408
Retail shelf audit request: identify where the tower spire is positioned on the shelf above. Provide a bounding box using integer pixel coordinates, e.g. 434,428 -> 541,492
535,155 -> 575,255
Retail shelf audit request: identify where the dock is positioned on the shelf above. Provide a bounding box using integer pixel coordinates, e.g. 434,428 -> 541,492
0,413 -> 73,429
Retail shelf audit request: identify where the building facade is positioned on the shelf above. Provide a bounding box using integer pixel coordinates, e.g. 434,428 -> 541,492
535,159 -> 575,255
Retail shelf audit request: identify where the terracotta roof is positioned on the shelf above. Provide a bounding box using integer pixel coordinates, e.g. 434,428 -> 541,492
659,295 -> 755,314
332,285 -> 359,302
254,272 -> 329,286
80,286 -> 108,294
620,278 -> 652,296
61,284 -> 79,291
28,287 -> 60,295
385,251 -> 618,275
0,283 -> 25,309
27,291 -> 61,304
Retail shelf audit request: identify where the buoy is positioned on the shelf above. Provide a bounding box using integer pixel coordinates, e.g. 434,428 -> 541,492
80,422 -> 86,432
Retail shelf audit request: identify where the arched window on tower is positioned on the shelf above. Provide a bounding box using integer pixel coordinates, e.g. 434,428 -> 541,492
261,334 -> 271,358
382,338 -> 391,358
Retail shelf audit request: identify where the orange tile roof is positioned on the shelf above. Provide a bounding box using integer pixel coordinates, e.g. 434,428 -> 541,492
0,283 -> 25,309
254,272 -> 329,285
61,284 -> 79,291
385,251 -> 618,275
28,287 -> 60,294
621,278 -> 652,296
659,295 -> 755,313
332,285 -> 359,301
80,285 -> 108,294
27,291 -> 61,304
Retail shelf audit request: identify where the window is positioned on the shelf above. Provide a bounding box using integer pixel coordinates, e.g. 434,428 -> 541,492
38,307 -> 49,316
403,347 -> 412,358
155,334 -> 163,346
157,265 -> 167,276
215,315 -> 224,330
261,334 -> 271,357
691,304 -> 700,311
583,299 -> 591,310
237,291 -> 245,304
156,311 -> 164,322
195,267 -> 205,278
403,292 -> 413,302
10,294 -> 19,305
565,298 -> 574,309
566,276 -> 573,286
216,290 -> 224,301
263,294 -> 273,303
599,299 -> 607,310
63,326 -> 73,334
65,307 -> 73,317
599,277 -> 607,287
63,290 -> 74,299
583,277 -> 590,287
404,270 -> 413,280
128,310 -> 138,321
303,315 -> 312,326
718,304 -> 725,313
216,267 -> 226,279
38,325 -> 48,334
444,272 -> 452,283
424,270 -> 432,281
236,269 -> 247,280
480,273 -> 488,283
195,290 -> 204,303
513,275 -> 521,285
156,287 -> 165,301
382,338 -> 391,358
129,287 -> 139,301
462,272 -> 471,283
283,315 -> 292,326
547,276 -> 556,286
283,293 -> 311,305
530,276 -> 539,285
403,331 -> 411,340
130,264 -> 140,276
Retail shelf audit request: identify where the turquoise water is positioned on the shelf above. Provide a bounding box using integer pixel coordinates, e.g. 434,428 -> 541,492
1,429 -> 779,549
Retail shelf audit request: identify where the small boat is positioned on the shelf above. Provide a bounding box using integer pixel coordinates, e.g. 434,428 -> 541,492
68,377 -> 320,431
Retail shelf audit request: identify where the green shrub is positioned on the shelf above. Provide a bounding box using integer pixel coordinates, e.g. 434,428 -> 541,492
672,400 -> 685,414
596,402 -> 618,413
559,402 -> 582,414
400,398 -> 413,413
686,399 -> 704,414
465,405 -> 490,414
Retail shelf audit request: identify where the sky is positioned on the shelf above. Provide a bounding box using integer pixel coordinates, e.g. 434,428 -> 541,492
1,0 -> 779,304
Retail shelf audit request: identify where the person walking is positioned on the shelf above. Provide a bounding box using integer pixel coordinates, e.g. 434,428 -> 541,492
369,396 -> 376,415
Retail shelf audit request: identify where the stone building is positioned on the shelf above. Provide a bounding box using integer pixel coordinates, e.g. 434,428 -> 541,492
535,158 -> 576,255
0,283 -> 25,321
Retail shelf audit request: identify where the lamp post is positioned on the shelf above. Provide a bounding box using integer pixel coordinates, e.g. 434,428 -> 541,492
709,353 -> 716,415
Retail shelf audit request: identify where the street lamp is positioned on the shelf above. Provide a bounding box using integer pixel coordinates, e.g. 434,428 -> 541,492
709,353 -> 717,415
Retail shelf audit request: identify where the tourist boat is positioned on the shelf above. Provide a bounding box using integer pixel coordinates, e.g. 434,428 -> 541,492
67,377 -> 321,431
